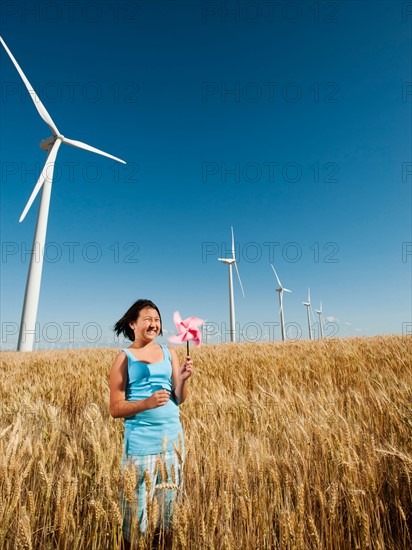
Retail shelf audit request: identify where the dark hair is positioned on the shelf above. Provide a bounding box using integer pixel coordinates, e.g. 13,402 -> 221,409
114,299 -> 163,341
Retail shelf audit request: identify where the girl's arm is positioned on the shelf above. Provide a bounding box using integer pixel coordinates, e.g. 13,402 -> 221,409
169,347 -> 193,405
109,352 -> 170,418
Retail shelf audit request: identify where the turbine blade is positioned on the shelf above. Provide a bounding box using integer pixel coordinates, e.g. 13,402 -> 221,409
283,288 -> 292,293
308,288 -> 311,303
62,137 -> 126,164
234,261 -> 245,298
231,226 -> 235,259
270,264 -> 282,288
19,140 -> 61,222
0,36 -> 59,136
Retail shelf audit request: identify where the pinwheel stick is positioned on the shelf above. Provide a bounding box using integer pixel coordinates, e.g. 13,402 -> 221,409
186,341 -> 189,356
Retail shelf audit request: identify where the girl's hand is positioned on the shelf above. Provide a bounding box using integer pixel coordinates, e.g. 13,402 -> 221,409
179,356 -> 193,381
145,390 -> 170,409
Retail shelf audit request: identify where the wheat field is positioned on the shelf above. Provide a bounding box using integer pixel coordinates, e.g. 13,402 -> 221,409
0,335 -> 411,549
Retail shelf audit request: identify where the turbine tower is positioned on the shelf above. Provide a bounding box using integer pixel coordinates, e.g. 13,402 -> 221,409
302,288 -> 313,340
316,301 -> 324,339
0,36 -> 126,352
218,227 -> 244,343
270,264 -> 291,341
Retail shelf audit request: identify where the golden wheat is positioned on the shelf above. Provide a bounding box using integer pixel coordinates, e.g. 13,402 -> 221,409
0,335 -> 411,549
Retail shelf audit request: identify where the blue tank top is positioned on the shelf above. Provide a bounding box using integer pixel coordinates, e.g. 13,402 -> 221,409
122,344 -> 184,456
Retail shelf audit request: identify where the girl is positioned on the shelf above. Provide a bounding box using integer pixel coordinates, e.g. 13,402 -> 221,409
110,299 -> 192,548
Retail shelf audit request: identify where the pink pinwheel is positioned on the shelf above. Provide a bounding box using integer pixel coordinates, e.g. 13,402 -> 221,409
168,311 -> 205,354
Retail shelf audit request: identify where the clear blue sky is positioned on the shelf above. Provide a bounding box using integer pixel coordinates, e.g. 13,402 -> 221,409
1,0 -> 411,349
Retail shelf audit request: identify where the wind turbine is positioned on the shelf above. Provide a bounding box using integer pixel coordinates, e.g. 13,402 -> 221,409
302,288 -> 314,340
270,264 -> 291,341
0,36 -> 126,352
316,301 -> 324,339
218,227 -> 245,343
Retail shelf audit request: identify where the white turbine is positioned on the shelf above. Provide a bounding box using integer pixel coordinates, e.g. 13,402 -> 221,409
0,36 -> 126,352
270,264 -> 291,341
302,288 -> 313,340
218,226 -> 245,343
316,300 -> 324,339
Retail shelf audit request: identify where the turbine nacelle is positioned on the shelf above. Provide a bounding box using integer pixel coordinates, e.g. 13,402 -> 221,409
218,258 -> 236,264
302,288 -> 311,306
277,287 -> 291,293
40,136 -> 58,150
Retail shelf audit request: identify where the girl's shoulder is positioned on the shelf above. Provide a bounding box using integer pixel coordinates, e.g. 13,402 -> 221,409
110,348 -> 129,370
118,348 -> 131,361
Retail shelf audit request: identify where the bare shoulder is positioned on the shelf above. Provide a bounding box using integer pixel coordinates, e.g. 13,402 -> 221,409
110,349 -> 128,372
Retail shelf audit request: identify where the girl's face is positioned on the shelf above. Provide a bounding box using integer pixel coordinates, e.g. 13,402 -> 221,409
130,307 -> 161,343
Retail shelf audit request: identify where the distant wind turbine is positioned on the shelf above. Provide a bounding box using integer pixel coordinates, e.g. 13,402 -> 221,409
270,264 -> 291,341
316,301 -> 324,339
218,227 -> 245,343
302,288 -> 313,340
0,36 -> 126,352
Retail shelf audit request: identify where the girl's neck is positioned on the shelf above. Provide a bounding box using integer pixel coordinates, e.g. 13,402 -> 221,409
130,340 -> 158,350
